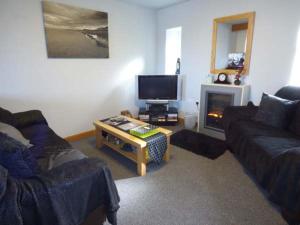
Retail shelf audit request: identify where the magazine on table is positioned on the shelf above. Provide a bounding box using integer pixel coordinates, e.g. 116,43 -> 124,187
101,116 -> 140,131
117,122 -> 140,131
102,116 -> 128,126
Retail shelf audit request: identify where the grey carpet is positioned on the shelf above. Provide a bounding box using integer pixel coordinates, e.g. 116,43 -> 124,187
71,137 -> 287,225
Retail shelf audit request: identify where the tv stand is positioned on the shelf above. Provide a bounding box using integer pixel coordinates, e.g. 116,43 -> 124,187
145,102 -> 169,111
138,105 -> 178,126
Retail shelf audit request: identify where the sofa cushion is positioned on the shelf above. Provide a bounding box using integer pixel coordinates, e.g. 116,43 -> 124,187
254,93 -> 298,129
289,103 -> 300,136
13,110 -> 48,129
252,136 -> 300,158
0,122 -> 32,148
227,120 -> 300,189
230,120 -> 295,139
241,135 -> 300,189
20,124 -> 71,158
0,107 -> 16,126
0,133 -> 38,178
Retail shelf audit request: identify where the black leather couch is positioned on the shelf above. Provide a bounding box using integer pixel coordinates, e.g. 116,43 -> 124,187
0,108 -> 119,225
223,86 -> 300,224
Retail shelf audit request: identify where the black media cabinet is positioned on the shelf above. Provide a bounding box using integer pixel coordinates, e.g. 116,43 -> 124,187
138,107 -> 178,126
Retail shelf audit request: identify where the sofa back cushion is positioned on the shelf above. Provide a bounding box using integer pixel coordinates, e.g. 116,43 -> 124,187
0,132 -> 38,178
275,86 -> 300,101
0,107 -> 16,127
254,93 -> 298,129
0,122 -> 32,148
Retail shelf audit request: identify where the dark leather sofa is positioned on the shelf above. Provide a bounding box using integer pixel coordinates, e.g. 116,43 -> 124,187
223,86 -> 300,224
0,108 -> 119,225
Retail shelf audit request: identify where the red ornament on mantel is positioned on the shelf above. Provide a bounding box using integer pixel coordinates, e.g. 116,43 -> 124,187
234,69 -> 244,86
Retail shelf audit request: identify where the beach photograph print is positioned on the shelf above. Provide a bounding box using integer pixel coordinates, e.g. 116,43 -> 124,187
42,1 -> 109,58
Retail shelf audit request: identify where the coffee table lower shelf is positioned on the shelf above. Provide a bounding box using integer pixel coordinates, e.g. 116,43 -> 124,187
94,117 -> 172,176
102,140 -> 138,162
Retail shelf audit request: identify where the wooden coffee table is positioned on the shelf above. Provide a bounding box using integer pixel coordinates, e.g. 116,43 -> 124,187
93,116 -> 172,176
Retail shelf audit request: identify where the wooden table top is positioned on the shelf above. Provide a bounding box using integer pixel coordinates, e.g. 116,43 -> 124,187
94,116 -> 172,148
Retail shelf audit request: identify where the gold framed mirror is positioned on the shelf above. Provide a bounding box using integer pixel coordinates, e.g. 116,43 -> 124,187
210,12 -> 255,75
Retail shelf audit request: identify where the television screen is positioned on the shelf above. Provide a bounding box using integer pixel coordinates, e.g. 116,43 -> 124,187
138,75 -> 178,100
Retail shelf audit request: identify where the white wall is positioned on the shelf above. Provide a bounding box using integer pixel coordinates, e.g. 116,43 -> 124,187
156,0 -> 300,113
0,0 -> 156,137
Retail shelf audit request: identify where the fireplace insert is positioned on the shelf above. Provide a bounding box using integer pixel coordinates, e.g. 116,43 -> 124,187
205,92 -> 233,131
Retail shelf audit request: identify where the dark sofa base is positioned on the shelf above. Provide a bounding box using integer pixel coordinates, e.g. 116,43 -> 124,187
81,206 -> 107,225
282,208 -> 300,225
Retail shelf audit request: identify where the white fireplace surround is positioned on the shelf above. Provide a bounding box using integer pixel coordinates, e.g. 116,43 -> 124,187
198,83 -> 250,140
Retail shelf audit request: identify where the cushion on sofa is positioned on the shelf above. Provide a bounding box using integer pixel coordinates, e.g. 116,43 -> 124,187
0,133 -> 38,178
0,122 -> 33,148
230,120 -> 296,139
13,110 -> 48,129
20,124 -> 71,158
0,107 -> 16,126
254,93 -> 298,129
289,103 -> 300,136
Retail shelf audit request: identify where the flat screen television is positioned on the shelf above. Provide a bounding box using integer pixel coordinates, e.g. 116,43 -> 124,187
138,75 -> 179,101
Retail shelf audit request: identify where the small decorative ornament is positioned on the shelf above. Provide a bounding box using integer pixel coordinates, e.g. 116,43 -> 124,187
214,73 -> 230,84
234,69 -> 244,86
175,58 -> 181,75
234,75 -> 241,85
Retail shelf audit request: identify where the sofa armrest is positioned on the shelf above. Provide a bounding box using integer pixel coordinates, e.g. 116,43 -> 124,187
48,158 -> 119,225
20,158 -> 119,225
13,110 -> 48,129
223,104 -> 258,132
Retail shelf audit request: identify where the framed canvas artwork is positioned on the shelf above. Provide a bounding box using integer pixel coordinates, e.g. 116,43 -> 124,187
42,1 -> 109,58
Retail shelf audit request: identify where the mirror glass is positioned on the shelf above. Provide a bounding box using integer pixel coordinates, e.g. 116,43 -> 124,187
216,20 -> 247,70
210,12 -> 255,75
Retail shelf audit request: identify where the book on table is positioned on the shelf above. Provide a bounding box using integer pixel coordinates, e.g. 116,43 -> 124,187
129,124 -> 159,139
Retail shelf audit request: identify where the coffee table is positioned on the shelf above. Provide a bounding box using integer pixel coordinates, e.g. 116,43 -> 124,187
93,116 -> 172,176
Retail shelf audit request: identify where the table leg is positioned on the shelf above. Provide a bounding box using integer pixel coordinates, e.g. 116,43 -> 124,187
163,135 -> 171,162
95,127 -> 103,148
137,146 -> 146,176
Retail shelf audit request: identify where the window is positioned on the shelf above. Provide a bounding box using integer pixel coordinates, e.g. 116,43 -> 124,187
165,27 -> 182,74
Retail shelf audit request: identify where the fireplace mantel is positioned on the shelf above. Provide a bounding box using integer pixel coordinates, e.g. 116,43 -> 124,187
198,83 -> 250,140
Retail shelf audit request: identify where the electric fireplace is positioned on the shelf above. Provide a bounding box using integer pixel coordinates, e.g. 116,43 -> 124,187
199,83 -> 250,140
205,92 -> 234,131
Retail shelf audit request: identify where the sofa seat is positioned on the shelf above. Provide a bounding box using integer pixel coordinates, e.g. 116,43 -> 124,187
228,120 -> 300,160
227,120 -> 300,189
229,120 -> 295,138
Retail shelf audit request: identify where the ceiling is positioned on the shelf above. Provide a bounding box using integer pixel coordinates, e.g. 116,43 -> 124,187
118,0 -> 189,9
